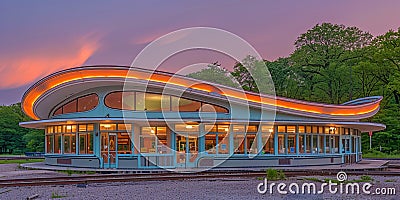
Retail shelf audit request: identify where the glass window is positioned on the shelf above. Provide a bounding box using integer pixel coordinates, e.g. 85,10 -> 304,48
118,132 -> 132,154
247,133 -> 256,154
46,135 -> 54,153
261,125 -> 274,133
278,134 -> 286,154
77,94 -> 98,112
140,134 -> 156,153
247,125 -> 258,133
312,135 -> 318,154
118,124 -> 132,131
202,104 -> 228,113
175,124 -> 199,132
205,134 -> 217,154
104,91 -> 228,113
100,124 -> 116,131
334,136 -> 340,153
306,126 -> 312,133
87,124 -> 94,131
233,125 -> 245,132
140,126 -> 169,154
319,135 -> 325,153
54,94 -> 99,116
287,126 -> 296,133
306,135 -> 312,153
262,132 -> 274,154
288,134 -> 296,154
298,126 -> 305,133
63,99 -> 77,114
218,133 -> 230,154
63,133 -> 76,154
78,125 -> 87,132
205,125 -> 229,154
79,133 -> 93,154
312,126 -> 318,134
299,134 -> 305,153
233,133 -> 245,154
54,107 -> 63,116
144,93 -> 163,111
201,104 -> 217,112
325,136 -> 331,154
105,92 -> 122,110
54,133 -> 61,154
278,126 -> 286,133
177,98 -> 201,112
135,92 -> 145,110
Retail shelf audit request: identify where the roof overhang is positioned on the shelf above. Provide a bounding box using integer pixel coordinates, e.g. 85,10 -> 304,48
21,66 -> 383,121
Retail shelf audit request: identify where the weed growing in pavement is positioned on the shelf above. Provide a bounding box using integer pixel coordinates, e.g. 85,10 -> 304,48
51,192 -> 67,199
265,168 -> 286,181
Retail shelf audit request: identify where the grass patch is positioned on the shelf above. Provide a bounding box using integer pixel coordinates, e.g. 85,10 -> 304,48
57,169 -> 96,176
0,159 -> 44,164
265,168 -> 286,181
362,150 -> 400,159
51,192 -> 67,199
385,179 -> 396,182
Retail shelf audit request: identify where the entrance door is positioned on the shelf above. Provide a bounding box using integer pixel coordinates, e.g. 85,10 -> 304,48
176,134 -> 198,168
101,133 -> 117,168
342,136 -> 350,154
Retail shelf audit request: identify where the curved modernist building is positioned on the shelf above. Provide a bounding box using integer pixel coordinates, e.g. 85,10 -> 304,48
20,66 -> 385,169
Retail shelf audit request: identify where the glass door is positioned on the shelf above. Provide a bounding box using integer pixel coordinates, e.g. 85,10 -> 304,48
176,134 -> 198,168
101,133 -> 117,168
342,136 -> 350,154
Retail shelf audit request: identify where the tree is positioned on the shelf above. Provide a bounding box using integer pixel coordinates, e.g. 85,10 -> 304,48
230,55 -> 275,95
0,104 -> 28,154
369,28 -> 400,105
290,23 -> 373,104
267,57 -> 305,99
187,62 -> 240,88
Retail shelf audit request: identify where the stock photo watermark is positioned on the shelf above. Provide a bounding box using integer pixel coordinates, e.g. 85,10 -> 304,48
257,171 -> 396,196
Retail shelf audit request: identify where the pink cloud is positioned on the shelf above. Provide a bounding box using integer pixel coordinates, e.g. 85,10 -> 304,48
0,33 -> 101,89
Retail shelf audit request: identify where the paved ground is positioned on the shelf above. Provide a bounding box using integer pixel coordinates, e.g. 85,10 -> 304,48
0,164 -> 66,180
1,161 -> 398,199
21,159 -> 389,174
0,176 -> 399,200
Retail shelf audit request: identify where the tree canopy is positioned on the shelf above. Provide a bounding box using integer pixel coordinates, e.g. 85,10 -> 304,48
187,23 -> 400,154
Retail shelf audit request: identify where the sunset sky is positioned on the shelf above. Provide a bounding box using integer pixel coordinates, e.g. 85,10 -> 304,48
1,0 -> 400,105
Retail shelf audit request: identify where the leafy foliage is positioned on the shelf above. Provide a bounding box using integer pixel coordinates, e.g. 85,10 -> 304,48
187,23 -> 400,154
0,103 -> 44,154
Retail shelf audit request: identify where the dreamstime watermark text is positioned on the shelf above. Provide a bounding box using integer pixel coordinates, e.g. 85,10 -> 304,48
257,171 -> 396,195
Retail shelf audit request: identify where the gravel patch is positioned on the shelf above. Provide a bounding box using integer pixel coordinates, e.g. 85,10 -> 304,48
0,175 -> 399,200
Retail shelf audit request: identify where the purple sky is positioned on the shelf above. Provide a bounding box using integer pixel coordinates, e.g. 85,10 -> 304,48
1,0 -> 400,105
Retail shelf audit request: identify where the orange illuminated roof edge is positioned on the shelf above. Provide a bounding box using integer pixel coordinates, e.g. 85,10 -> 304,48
21,66 -> 382,120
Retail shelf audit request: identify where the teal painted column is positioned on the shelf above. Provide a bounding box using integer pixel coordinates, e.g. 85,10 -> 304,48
274,126 -> 278,155
199,124 -> 205,154
229,124 -> 234,155
130,123 -> 134,154
296,132 -> 299,155
171,130 -> 176,167
339,133 -> 342,154
257,127 -> 262,155
349,134 -> 353,154
93,123 -> 101,168
75,132 -> 79,155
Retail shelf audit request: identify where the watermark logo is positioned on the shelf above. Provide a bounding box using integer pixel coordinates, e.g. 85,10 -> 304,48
257,171 -> 396,195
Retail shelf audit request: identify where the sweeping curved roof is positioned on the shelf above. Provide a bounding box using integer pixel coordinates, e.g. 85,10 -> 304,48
21,66 -> 382,120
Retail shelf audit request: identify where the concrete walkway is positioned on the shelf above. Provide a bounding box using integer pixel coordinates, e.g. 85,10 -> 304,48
21,159 -> 389,174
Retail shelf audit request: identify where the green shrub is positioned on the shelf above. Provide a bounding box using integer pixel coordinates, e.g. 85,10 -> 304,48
266,168 -> 286,181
